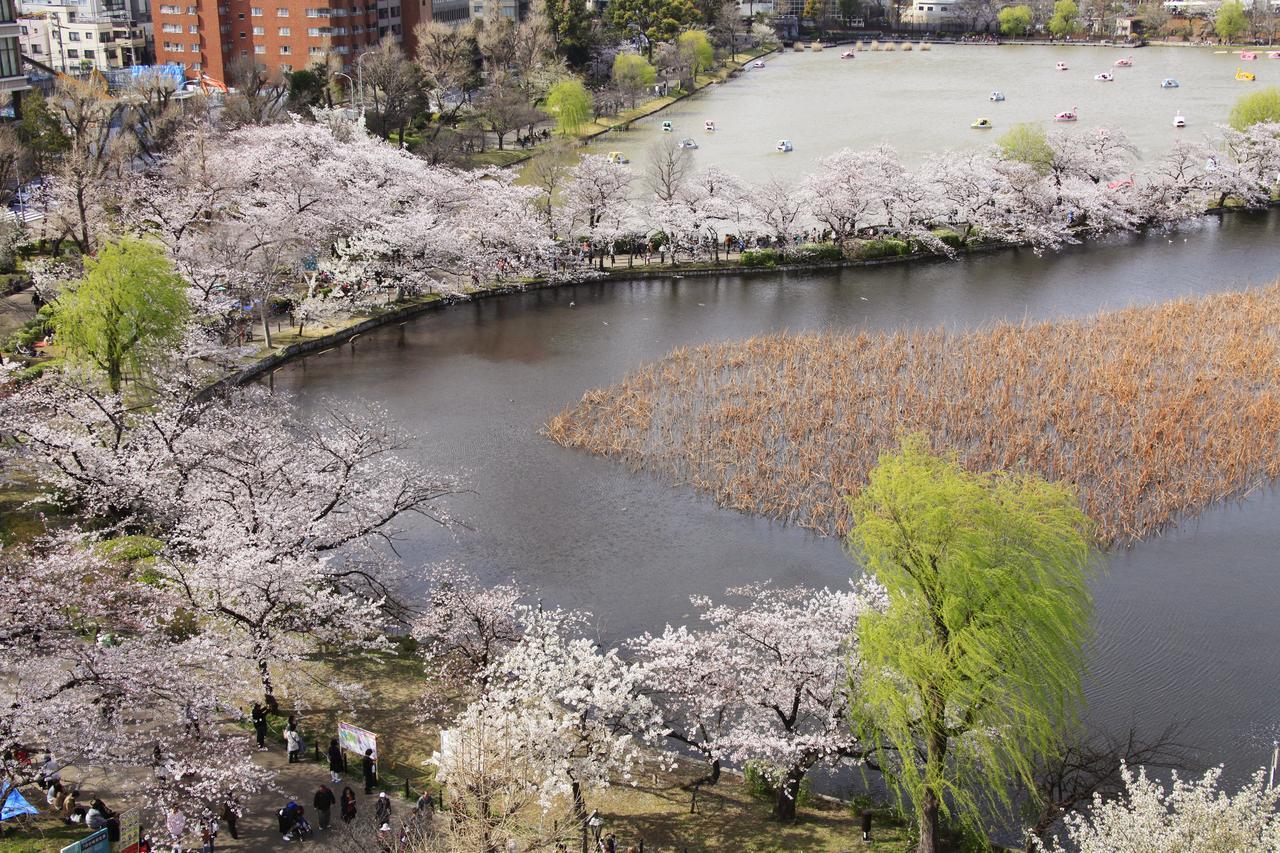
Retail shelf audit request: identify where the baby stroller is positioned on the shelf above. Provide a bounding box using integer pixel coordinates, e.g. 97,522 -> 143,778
278,803 -> 313,842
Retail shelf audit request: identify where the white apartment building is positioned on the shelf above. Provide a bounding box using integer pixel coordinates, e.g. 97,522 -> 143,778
19,0 -> 148,72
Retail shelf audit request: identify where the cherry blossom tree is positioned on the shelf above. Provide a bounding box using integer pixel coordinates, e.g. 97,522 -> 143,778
411,564 -> 526,698
0,372 -> 454,708
751,177 -> 806,245
0,534 -> 274,831
1039,763 -> 1280,852
454,606 -> 666,835
632,581 -> 886,821
563,154 -> 635,267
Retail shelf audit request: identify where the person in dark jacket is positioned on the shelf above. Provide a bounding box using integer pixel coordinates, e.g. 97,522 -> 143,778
340,787 -> 357,823
251,703 -> 268,751
362,748 -> 376,795
327,738 -> 343,784
313,785 -> 336,831
374,791 -> 391,826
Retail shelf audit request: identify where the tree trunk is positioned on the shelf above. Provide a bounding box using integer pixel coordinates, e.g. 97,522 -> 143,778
258,300 -> 273,349
258,656 -> 279,714
773,765 -> 806,822
571,779 -> 587,853
916,787 -> 941,853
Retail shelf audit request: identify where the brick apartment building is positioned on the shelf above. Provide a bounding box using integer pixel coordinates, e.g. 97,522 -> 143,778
153,0 -> 426,81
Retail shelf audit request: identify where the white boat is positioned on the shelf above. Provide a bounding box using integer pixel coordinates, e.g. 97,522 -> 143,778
1113,56 -> 1133,67
661,120 -> 672,132
704,120 -> 716,132
1055,61 -> 1069,71
678,138 -> 698,149
1054,106 -> 1078,122
989,90 -> 1005,101
841,50 -> 856,59
1173,114 -> 1186,128
1094,71 -> 1114,82
752,60 -> 766,68
1161,78 -> 1179,88
776,139 -> 793,152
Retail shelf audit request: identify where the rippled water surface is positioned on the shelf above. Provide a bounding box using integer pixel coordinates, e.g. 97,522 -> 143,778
275,210 -> 1280,781
584,44 -> 1274,173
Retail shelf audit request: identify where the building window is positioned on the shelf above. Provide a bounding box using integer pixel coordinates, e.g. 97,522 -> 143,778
219,24 -> 230,32
251,6 -> 263,13
254,43 -> 264,52
162,22 -> 181,31
82,48 -> 94,58
84,31 -> 93,40
279,43 -> 290,52
159,3 -> 179,11
189,23 -> 198,31
67,30 -> 80,40
276,6 -> 288,13
18,24 -> 25,34
187,5 -> 197,12
31,43 -> 42,53
332,44 -> 347,53
66,47 -> 79,56
238,11 -> 245,17
240,30 -> 246,36
308,44 -> 321,53
278,25 -> 290,34
252,25 -> 264,33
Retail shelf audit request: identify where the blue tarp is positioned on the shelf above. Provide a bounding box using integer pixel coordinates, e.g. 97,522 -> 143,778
1,783 -> 38,821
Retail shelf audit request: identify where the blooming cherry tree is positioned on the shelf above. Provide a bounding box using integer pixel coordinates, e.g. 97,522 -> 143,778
1041,763 -> 1280,852
633,581 -> 885,821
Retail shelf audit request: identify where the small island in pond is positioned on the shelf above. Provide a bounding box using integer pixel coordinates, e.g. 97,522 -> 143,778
548,282 -> 1280,546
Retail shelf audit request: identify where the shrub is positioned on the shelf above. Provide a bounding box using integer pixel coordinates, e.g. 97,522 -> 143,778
857,238 -> 911,259
793,242 -> 844,262
934,230 -> 965,250
740,248 -> 783,268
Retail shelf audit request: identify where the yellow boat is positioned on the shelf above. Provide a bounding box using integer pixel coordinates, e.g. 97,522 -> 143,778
606,151 -> 629,164
971,118 -> 993,129
1235,67 -> 1256,81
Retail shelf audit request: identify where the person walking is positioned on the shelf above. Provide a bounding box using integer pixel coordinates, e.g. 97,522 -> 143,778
327,738 -> 343,784
362,748 -> 377,795
219,802 -> 239,840
375,791 -> 391,827
313,784 -> 336,831
340,787 -> 357,824
251,703 -> 268,751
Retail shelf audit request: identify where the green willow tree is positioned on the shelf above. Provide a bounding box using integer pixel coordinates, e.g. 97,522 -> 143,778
1215,0 -> 1248,42
846,435 -> 1096,853
998,4 -> 1033,36
998,122 -> 1054,175
53,237 -> 189,394
1047,0 -> 1079,37
1229,88 -> 1280,130
545,78 -> 592,136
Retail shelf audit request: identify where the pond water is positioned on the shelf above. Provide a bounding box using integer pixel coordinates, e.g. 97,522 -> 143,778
584,44 -> 1274,175
274,209 -> 1280,786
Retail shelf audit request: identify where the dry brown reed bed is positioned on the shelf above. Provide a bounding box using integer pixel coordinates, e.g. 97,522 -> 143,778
546,283 -> 1280,546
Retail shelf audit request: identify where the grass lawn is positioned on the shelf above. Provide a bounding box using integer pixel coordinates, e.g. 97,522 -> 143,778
0,816 -> 97,853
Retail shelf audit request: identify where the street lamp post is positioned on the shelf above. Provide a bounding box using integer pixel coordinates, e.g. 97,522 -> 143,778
333,70 -> 353,108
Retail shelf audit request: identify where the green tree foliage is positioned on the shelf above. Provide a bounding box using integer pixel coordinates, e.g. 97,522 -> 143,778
545,78 -> 593,136
287,68 -> 328,109
998,122 -> 1054,175
52,238 -> 189,394
846,435 -> 1095,853
1215,0 -> 1248,42
1229,87 -> 1280,130
16,92 -> 71,176
606,0 -> 701,59
838,0 -> 862,21
542,0 -> 594,67
1047,0 -> 1079,36
612,52 -> 658,108
676,30 -> 715,81
998,4 -> 1033,36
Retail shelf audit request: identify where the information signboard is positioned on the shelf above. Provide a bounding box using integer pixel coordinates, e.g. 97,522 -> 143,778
338,721 -> 378,760
60,828 -> 109,853
118,807 -> 141,853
